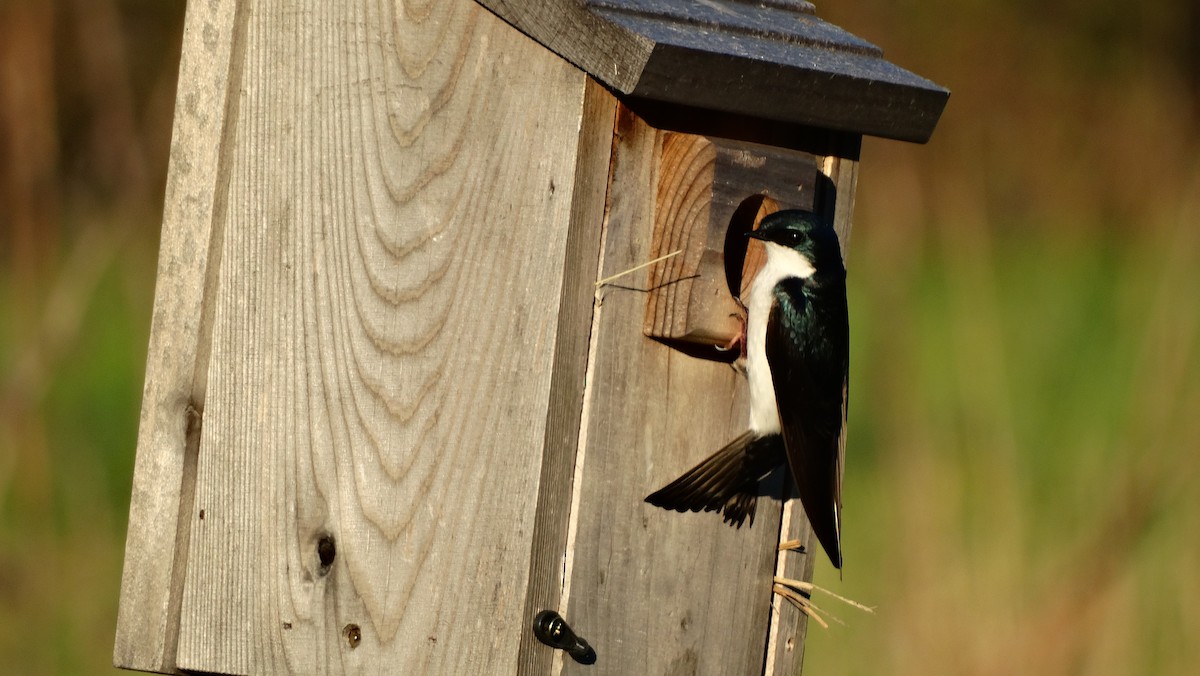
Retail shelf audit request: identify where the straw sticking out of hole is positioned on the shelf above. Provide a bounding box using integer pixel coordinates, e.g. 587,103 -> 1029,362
595,249 -> 683,288
774,575 -> 876,614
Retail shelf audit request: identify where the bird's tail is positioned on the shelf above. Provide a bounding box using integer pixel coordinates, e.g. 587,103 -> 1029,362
644,432 -> 785,527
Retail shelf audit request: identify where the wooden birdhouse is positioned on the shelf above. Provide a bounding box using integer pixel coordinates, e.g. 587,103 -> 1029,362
113,1 -> 946,674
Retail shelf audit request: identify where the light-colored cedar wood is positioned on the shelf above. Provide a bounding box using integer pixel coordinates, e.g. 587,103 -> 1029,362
644,134 -> 818,349
559,106 -> 792,675
117,0 -> 595,672
515,78 -> 618,675
113,0 -> 242,670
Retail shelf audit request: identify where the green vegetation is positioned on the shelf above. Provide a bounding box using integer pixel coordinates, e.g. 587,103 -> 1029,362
0,253 -> 154,673
807,224 -> 1199,675
1,1 -> 181,672
804,1 -> 1200,673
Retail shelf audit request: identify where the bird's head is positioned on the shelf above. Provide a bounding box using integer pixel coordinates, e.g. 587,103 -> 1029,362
747,210 -> 845,277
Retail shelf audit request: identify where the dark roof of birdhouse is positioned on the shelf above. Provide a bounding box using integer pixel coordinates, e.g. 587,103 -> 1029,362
478,0 -> 948,143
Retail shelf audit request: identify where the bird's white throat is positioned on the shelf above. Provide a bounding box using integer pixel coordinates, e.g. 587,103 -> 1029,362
745,241 -> 816,434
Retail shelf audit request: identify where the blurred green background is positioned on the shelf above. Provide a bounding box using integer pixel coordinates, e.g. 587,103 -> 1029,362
0,0 -> 1197,674
2,1 -> 184,673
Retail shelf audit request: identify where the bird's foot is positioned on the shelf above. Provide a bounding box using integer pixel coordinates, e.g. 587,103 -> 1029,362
715,309 -> 749,367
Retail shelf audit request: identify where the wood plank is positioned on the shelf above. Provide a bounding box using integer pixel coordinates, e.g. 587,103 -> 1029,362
515,78 -> 618,675
170,2 -> 594,673
560,106 -> 787,676
563,118 -> 860,675
113,0 -> 242,670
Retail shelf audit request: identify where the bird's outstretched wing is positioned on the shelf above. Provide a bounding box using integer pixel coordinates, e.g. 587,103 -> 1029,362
766,278 -> 848,568
645,431 -> 785,527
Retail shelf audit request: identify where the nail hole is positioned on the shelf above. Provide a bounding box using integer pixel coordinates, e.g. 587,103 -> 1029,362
317,534 -> 336,573
344,623 -> 361,649
198,509 -> 205,520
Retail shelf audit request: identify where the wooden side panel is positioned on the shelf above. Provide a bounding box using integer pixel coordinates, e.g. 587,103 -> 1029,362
564,115 -> 861,675
165,1 -> 592,673
559,107 -> 787,676
113,0 -> 241,670
516,79 -> 618,675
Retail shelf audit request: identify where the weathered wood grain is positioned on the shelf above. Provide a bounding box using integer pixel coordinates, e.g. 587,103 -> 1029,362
564,117 -> 861,675
644,134 -> 817,352
118,1 -> 597,673
560,106 -> 787,675
119,1 -> 870,672
515,78 -> 618,675
113,0 -> 242,670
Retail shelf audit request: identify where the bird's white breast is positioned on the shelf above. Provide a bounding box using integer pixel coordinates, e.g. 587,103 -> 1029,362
745,242 -> 816,434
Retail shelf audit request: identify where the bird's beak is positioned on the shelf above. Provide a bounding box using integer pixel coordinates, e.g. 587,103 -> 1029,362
746,229 -> 768,241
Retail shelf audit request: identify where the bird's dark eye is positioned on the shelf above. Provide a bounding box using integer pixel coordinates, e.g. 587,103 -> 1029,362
786,231 -> 805,245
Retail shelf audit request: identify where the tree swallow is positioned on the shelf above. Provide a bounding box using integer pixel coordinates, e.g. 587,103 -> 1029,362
645,210 -> 848,569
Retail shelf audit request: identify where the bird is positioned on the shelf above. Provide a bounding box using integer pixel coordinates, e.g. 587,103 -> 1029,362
645,209 -> 848,569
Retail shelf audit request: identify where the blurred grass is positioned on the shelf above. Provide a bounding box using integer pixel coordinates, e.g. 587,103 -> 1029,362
1,0 -> 1198,674
805,1 -> 1200,674
808,212 -> 1200,675
1,0 -> 182,673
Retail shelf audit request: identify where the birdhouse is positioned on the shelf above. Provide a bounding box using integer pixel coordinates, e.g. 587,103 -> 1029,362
113,1 -> 946,675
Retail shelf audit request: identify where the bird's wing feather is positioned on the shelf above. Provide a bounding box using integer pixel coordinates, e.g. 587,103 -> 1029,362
766,279 -> 848,568
645,431 -> 786,528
